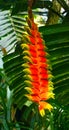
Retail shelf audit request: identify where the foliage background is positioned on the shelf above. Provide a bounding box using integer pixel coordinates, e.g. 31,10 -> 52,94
0,0 -> 69,130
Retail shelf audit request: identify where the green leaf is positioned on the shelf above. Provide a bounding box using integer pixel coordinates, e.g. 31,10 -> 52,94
0,9 -> 18,52
40,23 -> 69,105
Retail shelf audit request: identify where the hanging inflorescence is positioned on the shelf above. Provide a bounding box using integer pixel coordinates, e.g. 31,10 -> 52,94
21,8 -> 54,116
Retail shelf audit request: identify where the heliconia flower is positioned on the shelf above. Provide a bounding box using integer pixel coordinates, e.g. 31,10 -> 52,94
21,8 -> 54,116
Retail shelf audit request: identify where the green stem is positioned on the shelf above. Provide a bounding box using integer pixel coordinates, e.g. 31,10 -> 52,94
0,87 -> 9,130
6,87 -> 13,123
49,112 -> 54,130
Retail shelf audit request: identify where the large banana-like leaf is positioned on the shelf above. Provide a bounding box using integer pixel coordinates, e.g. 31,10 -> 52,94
40,23 -> 69,105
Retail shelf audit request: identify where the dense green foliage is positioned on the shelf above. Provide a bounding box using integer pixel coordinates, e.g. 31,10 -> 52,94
0,0 -> 69,130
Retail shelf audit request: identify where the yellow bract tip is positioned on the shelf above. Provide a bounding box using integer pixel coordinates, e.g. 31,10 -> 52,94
25,94 -> 32,100
21,43 -> 29,50
25,87 -> 32,93
39,101 -> 53,117
47,92 -> 55,99
39,109 -> 45,117
45,103 -> 53,112
23,68 -> 31,74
